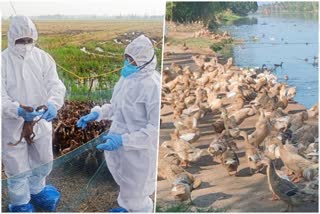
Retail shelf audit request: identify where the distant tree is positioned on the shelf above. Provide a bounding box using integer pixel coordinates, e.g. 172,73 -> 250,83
166,2 -> 176,21
259,2 -> 318,13
226,2 -> 258,16
166,1 -> 258,24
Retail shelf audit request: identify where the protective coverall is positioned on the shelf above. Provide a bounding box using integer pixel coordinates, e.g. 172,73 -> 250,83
91,35 -> 160,212
2,16 -> 66,207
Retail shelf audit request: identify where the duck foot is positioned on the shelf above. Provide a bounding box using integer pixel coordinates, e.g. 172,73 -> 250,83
269,193 -> 279,201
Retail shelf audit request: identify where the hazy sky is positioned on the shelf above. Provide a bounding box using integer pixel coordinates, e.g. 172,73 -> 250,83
0,0 -> 165,17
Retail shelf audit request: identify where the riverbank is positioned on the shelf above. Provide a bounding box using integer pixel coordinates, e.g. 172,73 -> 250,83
165,22 -> 237,62
158,22 -> 318,212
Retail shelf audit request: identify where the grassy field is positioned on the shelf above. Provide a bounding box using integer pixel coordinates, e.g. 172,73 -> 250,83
2,19 -> 163,101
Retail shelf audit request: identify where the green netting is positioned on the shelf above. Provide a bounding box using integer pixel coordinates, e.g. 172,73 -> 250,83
2,131 -> 119,212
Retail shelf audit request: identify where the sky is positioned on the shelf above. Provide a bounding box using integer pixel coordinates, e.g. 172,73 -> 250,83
0,0 -> 165,18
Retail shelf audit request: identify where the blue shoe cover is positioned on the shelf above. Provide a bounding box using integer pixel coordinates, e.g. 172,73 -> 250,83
30,185 -> 60,212
109,207 -> 129,212
8,203 -> 35,212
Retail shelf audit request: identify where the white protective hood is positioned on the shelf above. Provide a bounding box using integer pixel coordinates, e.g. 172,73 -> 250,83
7,16 -> 38,50
124,34 -> 157,73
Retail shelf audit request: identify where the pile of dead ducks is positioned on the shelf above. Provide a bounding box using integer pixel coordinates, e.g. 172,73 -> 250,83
158,54 -> 318,211
52,100 -> 110,156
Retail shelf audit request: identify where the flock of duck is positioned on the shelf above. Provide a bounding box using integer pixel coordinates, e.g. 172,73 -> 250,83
158,54 -> 318,211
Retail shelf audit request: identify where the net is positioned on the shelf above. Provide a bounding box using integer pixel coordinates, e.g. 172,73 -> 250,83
2,132 -> 119,212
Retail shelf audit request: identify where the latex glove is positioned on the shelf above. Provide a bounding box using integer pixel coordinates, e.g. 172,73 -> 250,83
17,107 -> 42,121
42,102 -> 57,122
77,111 -> 99,129
97,134 -> 123,151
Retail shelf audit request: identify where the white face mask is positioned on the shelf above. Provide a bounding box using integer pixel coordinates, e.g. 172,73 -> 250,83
13,43 -> 34,58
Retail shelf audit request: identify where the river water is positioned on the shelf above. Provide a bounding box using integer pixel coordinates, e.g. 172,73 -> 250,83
221,13 -> 318,108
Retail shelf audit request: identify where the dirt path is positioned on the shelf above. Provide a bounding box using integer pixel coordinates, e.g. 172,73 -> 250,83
157,44 -> 318,212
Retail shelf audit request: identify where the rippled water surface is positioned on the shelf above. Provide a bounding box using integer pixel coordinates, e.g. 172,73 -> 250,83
222,14 -> 318,108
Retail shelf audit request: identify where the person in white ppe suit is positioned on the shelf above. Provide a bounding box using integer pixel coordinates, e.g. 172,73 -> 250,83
77,35 -> 160,212
2,16 -> 66,212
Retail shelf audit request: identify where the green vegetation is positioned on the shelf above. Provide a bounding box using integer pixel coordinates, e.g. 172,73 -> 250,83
166,2 -> 258,30
1,20 -> 163,102
156,203 -> 227,212
210,42 -> 224,52
42,39 -> 123,102
216,9 -> 242,23
259,2 -> 318,14
210,38 -> 233,57
167,37 -> 214,49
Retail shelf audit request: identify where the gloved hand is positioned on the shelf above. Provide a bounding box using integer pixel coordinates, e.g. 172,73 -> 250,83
17,107 -> 42,121
97,134 -> 123,151
77,111 -> 99,129
42,102 -> 57,122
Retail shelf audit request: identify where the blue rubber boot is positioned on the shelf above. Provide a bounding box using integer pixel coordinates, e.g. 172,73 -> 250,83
8,203 -> 35,212
109,207 -> 129,212
30,185 -> 60,212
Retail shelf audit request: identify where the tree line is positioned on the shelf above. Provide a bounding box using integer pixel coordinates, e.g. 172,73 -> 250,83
259,2 -> 318,14
166,2 -> 258,24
